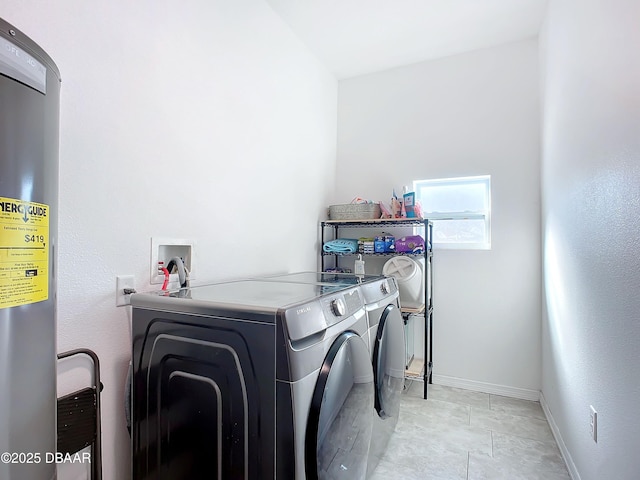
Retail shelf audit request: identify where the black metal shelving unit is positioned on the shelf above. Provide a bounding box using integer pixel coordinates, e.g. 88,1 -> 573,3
320,218 -> 433,399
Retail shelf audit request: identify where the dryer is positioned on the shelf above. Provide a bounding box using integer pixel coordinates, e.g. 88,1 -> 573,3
358,277 -> 405,477
260,273 -> 405,478
131,279 -> 374,480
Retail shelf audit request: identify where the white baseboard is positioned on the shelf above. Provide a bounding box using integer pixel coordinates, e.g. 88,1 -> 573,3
539,392 -> 580,480
431,374 -> 540,401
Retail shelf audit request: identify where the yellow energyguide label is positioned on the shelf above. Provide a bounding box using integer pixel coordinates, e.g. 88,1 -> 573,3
0,196 -> 50,309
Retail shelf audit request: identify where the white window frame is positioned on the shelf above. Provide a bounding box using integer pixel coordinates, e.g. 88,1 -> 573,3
413,175 -> 491,250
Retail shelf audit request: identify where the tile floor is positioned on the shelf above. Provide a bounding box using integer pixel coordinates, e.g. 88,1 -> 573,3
370,382 -> 571,480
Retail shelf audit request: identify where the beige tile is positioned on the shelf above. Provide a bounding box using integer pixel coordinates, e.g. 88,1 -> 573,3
368,383 -> 569,480
468,449 -> 570,480
400,395 -> 471,426
370,457 -> 456,480
470,407 -> 555,443
491,432 -> 569,477
377,437 -> 469,480
490,394 -> 546,420
395,409 -> 492,456
421,383 -> 491,409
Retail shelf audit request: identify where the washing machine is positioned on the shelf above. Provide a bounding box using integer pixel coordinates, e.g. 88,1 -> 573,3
130,279 -> 374,480
260,272 -> 405,477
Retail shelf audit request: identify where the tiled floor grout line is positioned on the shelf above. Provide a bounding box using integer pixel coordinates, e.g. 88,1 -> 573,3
490,430 -> 494,458
466,451 -> 470,480
373,384 -> 571,480
489,429 -> 556,446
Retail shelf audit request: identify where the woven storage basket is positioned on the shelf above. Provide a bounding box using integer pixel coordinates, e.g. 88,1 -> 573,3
328,203 -> 381,220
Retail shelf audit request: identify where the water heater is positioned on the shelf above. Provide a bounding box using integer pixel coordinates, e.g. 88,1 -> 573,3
0,18 -> 61,480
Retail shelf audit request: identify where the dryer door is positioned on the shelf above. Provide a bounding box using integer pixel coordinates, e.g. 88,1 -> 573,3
305,331 -> 374,480
372,304 -> 405,419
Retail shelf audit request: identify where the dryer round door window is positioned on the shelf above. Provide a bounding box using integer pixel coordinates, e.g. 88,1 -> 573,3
372,304 -> 405,419
305,331 -> 374,480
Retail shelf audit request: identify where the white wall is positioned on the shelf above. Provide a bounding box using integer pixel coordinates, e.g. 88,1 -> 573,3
540,0 -> 640,478
2,2 -> 337,479
336,39 -> 542,398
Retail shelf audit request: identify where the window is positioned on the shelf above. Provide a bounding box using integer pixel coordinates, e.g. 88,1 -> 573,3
413,175 -> 491,249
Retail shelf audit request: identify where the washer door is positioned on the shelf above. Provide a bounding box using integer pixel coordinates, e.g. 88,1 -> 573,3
372,304 -> 405,419
305,331 -> 374,480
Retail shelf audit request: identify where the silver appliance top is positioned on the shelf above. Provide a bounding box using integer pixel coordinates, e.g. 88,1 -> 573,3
132,280 -> 346,311
261,271 -> 398,303
131,279 -> 367,342
262,271 -> 384,285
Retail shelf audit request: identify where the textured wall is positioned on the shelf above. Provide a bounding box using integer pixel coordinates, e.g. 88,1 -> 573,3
336,39 -> 542,397
2,2 -> 337,478
540,0 -> 640,478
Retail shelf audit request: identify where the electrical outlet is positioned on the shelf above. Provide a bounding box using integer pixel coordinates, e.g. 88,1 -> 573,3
116,275 -> 135,307
590,405 -> 598,443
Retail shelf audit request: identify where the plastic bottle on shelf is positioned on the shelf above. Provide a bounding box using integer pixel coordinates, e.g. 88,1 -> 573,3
402,185 -> 416,218
354,254 -> 365,277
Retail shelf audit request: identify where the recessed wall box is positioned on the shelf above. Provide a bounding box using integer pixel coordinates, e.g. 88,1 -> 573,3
151,238 -> 195,285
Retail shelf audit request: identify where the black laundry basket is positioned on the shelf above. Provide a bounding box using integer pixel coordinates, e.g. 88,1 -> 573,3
57,349 -> 103,480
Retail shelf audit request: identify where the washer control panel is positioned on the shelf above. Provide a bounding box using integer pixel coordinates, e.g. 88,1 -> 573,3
359,277 -> 398,303
330,298 -> 346,317
283,286 -> 365,341
322,287 -> 364,326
